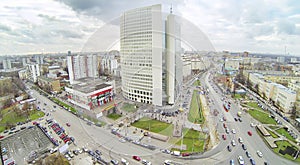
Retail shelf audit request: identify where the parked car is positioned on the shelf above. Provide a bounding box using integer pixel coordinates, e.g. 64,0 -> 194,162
248,131 -> 252,136
133,155 -> 141,161
242,144 -> 247,150
227,145 -> 232,152
257,150 -> 263,157
222,134 -> 226,140
181,153 -> 190,157
238,156 -> 244,165
66,123 -> 71,127
231,140 -> 236,146
232,129 -> 236,134
250,158 -> 256,165
246,151 -> 251,158
111,159 -> 119,165
238,137 -> 243,144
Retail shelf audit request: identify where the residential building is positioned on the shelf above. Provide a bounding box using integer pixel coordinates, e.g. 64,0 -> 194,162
2,58 -> 12,70
288,80 -> 300,117
26,64 -> 40,83
18,69 -> 27,80
277,56 -> 285,63
67,51 -> 98,84
37,76 -> 61,93
271,83 -> 296,114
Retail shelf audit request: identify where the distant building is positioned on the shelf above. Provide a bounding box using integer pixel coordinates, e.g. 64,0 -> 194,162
2,59 -> 12,70
37,76 -> 61,93
18,69 -> 27,80
248,72 -> 296,114
65,78 -> 114,111
288,80 -> 300,117
67,52 -> 98,84
26,64 -> 40,83
277,56 -> 285,63
271,83 -> 296,114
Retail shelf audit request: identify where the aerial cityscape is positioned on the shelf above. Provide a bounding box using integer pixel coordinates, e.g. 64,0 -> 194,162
0,1 -> 300,165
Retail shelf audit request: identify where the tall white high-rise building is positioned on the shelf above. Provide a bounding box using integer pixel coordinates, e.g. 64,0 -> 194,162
67,51 -> 98,84
120,4 -> 182,106
3,58 -> 12,70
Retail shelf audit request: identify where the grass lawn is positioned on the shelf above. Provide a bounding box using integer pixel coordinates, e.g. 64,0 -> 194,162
122,103 -> 137,112
275,128 -> 296,143
132,117 -> 173,136
233,94 -> 242,99
248,109 -> 277,124
0,108 -> 45,132
193,80 -> 201,86
269,126 -> 279,130
268,129 -> 279,138
247,102 -> 261,110
52,98 -> 77,114
175,128 -> 205,153
188,90 -> 204,124
273,140 -> 300,162
107,113 -> 122,120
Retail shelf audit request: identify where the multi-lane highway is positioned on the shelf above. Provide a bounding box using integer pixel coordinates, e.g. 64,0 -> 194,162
201,70 -> 297,165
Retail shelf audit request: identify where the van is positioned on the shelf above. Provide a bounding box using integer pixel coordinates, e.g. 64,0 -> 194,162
172,151 -> 180,156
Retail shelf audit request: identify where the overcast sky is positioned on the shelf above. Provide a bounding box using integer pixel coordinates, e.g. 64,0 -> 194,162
0,0 -> 299,56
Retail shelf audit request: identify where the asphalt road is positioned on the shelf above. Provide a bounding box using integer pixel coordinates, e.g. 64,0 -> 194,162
202,70 -> 297,165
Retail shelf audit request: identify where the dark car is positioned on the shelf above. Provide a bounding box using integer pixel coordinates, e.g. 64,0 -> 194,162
250,158 -> 256,165
246,151 -> 251,158
234,118 -> 238,121
227,145 -> 232,152
242,144 -> 247,150
95,150 -> 101,155
238,118 -> 242,122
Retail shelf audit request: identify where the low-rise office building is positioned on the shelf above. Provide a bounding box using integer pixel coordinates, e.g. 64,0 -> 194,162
37,76 -> 61,93
65,78 -> 114,112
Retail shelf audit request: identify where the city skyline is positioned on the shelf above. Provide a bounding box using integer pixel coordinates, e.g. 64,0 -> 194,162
0,0 -> 300,56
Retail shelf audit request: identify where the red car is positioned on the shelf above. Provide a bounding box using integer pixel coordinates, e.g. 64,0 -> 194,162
182,153 -> 190,157
132,156 -> 141,161
32,121 -> 38,125
0,136 -> 4,139
66,123 -> 71,127
223,123 -> 227,128
248,131 -> 252,136
222,134 -> 226,140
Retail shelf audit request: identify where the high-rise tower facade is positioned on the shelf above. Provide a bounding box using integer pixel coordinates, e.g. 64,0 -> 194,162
120,4 -> 182,106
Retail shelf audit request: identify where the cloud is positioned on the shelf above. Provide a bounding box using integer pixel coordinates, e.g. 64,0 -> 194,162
276,19 -> 297,35
0,0 -> 299,56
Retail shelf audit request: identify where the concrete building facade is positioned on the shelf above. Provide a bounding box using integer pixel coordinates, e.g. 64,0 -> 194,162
120,4 -> 182,106
65,78 -> 114,111
67,52 -> 98,84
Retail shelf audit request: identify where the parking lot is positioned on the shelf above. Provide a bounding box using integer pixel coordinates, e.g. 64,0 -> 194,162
1,126 -> 53,164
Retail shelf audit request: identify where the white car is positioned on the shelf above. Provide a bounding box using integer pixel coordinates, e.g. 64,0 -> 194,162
231,140 -> 236,146
238,137 -> 243,144
142,159 -> 152,165
121,158 -> 129,165
232,129 -> 236,134
238,156 -> 244,165
257,150 -> 263,157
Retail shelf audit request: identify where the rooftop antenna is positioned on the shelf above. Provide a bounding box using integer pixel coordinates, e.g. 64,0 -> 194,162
170,4 -> 173,14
